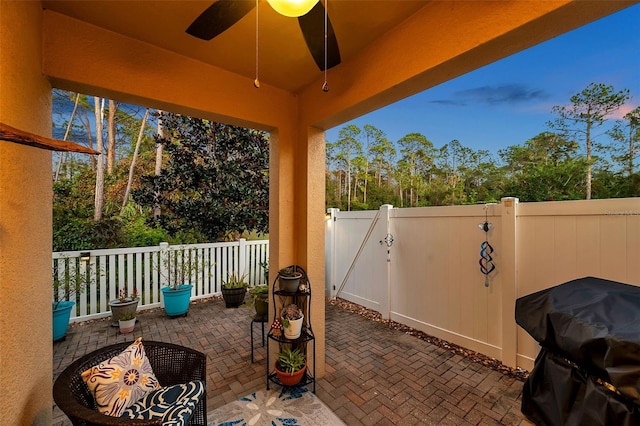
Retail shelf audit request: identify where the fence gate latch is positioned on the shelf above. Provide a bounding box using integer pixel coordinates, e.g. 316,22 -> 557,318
380,233 -> 394,262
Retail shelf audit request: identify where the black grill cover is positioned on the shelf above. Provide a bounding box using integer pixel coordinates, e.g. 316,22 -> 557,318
522,348 -> 640,426
516,276 -> 640,405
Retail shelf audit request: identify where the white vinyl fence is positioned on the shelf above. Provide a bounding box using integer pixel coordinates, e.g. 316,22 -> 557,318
326,197 -> 640,371
53,239 -> 268,323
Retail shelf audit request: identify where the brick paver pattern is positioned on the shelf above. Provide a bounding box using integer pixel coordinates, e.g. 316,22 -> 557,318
53,297 -> 532,425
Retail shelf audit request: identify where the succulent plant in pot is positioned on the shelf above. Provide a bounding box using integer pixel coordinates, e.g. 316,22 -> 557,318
275,347 -> 307,386
281,303 -> 304,339
118,311 -> 137,334
278,266 -> 302,292
109,287 -> 139,327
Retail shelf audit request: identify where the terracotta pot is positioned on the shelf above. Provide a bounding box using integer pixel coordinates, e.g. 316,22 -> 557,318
275,363 -> 307,386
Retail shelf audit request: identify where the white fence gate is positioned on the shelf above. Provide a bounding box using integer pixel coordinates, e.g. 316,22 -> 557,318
326,197 -> 640,370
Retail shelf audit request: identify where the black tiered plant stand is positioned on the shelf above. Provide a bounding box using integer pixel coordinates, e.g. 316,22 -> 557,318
266,265 -> 316,393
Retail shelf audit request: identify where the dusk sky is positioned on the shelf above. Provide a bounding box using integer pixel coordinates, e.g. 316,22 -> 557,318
325,4 -> 640,157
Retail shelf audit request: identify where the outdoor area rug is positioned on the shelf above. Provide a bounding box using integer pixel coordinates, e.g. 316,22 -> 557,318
207,386 -> 345,426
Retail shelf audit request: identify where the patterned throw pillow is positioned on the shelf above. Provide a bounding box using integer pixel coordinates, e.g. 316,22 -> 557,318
81,337 -> 161,417
120,380 -> 205,425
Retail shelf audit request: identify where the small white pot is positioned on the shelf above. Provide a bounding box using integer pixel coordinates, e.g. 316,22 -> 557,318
118,318 -> 136,333
283,315 -> 304,339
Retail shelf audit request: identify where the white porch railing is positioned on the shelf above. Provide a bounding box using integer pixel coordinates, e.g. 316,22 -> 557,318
53,239 -> 269,323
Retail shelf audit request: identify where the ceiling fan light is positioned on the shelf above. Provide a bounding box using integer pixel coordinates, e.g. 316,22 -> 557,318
267,0 -> 319,17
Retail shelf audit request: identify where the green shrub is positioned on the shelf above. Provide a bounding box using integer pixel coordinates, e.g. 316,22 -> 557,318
53,218 -> 94,251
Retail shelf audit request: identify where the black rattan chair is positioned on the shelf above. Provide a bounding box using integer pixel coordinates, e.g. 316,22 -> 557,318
53,340 -> 207,425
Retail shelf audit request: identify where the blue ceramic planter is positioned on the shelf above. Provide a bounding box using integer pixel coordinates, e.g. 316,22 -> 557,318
52,301 -> 75,341
161,284 -> 193,317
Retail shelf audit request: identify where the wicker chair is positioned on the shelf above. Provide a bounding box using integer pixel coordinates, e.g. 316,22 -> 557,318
53,340 -> 207,426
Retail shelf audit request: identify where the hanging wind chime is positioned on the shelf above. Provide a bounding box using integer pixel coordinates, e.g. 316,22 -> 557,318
478,204 -> 495,287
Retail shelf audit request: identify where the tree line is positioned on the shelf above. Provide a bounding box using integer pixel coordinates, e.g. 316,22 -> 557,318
326,83 -> 639,210
52,83 -> 638,250
52,90 -> 269,251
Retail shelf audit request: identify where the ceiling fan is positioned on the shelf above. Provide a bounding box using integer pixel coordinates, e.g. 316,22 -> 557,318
186,0 -> 341,71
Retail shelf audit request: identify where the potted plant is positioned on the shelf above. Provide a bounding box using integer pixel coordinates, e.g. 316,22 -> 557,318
52,258 -> 99,341
281,303 -> 304,339
275,347 -> 307,386
221,271 -> 249,308
160,249 -> 208,317
118,312 -> 136,333
108,288 -> 139,327
278,266 -> 302,293
245,284 -> 269,317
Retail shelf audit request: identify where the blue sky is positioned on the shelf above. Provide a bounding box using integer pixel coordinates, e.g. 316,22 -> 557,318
325,4 -> 640,157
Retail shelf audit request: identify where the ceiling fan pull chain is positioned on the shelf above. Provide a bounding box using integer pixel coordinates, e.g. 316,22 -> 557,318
322,0 -> 329,92
254,0 -> 260,89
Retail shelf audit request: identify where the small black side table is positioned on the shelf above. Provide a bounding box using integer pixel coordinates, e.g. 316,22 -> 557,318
250,315 -> 268,363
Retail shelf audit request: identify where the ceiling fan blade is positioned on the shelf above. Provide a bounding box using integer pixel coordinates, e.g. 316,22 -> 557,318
186,0 -> 256,41
298,2 -> 341,71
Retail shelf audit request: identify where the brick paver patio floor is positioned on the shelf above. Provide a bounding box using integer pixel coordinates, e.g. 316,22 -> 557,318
53,297 -> 532,425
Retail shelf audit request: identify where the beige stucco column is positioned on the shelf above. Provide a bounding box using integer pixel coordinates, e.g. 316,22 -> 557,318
297,127 -> 326,377
0,1 -> 54,424
267,123 -> 326,378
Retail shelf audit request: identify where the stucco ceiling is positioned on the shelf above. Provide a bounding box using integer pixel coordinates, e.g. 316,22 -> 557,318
41,0 -> 428,93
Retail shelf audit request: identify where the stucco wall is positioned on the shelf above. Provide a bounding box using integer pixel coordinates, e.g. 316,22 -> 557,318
0,1 -> 53,424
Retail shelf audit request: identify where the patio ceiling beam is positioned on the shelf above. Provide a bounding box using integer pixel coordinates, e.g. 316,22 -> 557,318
42,10 -> 298,133
299,0 -> 637,130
